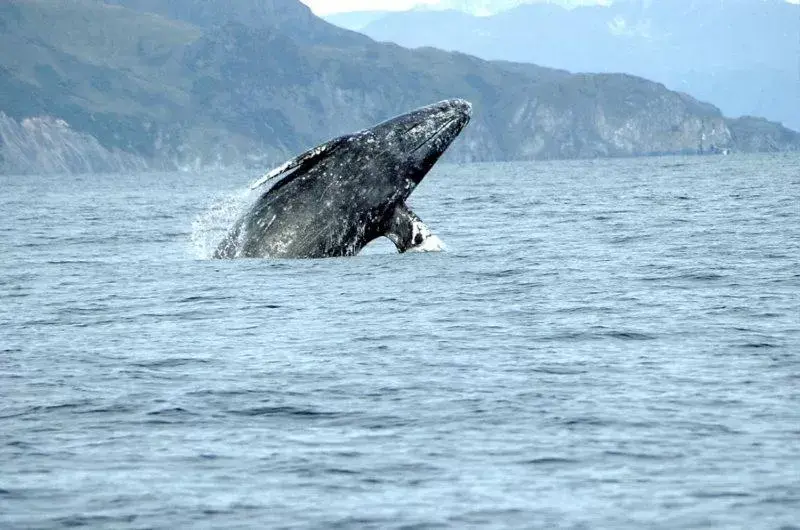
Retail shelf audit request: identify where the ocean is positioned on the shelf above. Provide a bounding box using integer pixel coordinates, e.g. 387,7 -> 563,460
1,154 -> 798,529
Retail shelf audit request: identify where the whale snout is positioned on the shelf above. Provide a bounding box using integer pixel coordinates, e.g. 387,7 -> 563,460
435,98 -> 472,120
362,98 -> 473,183
450,98 -> 473,118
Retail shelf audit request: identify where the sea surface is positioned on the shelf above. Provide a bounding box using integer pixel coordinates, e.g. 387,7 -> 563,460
1,154 -> 799,529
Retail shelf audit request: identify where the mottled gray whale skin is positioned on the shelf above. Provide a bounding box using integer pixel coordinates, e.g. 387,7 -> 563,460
214,99 -> 472,259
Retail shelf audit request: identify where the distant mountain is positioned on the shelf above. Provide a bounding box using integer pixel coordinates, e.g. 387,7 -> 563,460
323,10 -> 391,31
355,0 -> 800,131
419,0 -> 531,16
1,0 -> 797,175
418,0 -> 612,16
323,0 -> 614,22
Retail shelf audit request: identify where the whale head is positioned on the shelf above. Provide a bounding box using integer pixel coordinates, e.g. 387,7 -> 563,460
365,98 -> 472,186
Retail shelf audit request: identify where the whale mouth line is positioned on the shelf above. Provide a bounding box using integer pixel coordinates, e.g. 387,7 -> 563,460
410,117 -> 460,155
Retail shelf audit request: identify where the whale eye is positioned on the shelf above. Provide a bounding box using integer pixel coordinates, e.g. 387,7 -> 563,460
414,233 -> 424,245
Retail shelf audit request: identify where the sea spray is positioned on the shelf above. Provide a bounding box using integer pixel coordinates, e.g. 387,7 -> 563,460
190,188 -> 256,259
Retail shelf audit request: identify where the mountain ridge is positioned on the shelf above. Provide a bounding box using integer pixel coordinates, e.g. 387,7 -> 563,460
352,0 -> 800,131
0,0 -> 797,175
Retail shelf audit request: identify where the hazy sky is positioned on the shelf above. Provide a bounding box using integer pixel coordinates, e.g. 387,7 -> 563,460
302,0 -> 800,15
300,0 -> 438,15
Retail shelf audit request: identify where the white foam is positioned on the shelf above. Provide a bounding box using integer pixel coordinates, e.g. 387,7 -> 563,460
407,218 -> 446,253
408,233 -> 446,253
190,188 -> 255,260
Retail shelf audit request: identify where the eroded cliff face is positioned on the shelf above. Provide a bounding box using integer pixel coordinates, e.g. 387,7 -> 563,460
0,100 -> 787,175
0,113 -> 149,175
726,117 -> 800,153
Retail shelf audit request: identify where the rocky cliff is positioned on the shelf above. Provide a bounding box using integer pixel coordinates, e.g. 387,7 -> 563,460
1,0 -> 797,175
727,117 -> 800,154
0,112 -> 149,175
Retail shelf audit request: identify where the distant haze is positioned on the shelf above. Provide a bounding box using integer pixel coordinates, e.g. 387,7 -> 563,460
301,0 -> 437,15
304,0 -> 799,15
301,0 -> 610,15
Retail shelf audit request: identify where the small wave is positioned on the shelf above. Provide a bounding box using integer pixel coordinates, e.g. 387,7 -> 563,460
535,331 -> 594,342
137,310 -> 215,321
146,406 -> 196,415
680,422 -> 744,435
561,416 -> 609,427
605,331 -> 657,341
229,406 -> 339,418
78,404 -> 136,414
20,318 -> 61,327
6,440 -> 34,449
144,407 -> 199,424
175,295 -> 235,303
611,234 -> 651,244
481,268 -> 526,279
324,467 -> 360,476
757,495 -> 800,505
680,272 -> 726,281
353,296 -> 399,305
521,457 -> 579,465
196,453 -> 224,461
603,450 -> 676,461
535,330 -> 656,342
45,259 -> 98,265
530,366 -> 588,375
691,491 -> 753,499
554,306 -> 614,315
56,515 -> 138,527
2,401 -> 93,419
187,388 -> 298,398
739,342 -> 778,349
132,358 -> 210,369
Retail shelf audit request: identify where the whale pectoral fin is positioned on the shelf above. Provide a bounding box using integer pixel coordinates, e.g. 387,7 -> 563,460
249,136 -> 349,190
385,203 -> 444,253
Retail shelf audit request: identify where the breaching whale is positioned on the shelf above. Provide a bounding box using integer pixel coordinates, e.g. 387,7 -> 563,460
214,99 -> 472,259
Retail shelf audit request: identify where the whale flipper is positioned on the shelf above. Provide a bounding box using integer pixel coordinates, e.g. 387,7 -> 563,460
385,203 -> 444,253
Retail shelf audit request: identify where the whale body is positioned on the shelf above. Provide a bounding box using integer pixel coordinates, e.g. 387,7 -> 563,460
214,99 -> 472,259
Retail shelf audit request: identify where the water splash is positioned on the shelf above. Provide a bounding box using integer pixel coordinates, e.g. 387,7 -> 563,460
190,188 -> 447,259
408,233 -> 446,253
409,215 -> 446,253
190,188 -> 255,259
